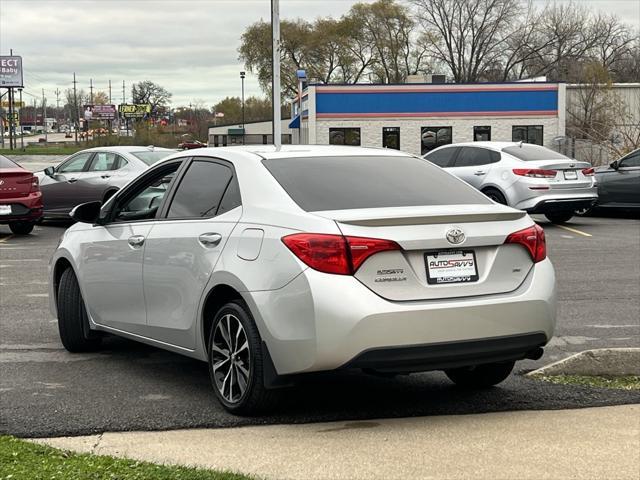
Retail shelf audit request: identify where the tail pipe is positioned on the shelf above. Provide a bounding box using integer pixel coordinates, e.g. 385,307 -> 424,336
525,347 -> 544,361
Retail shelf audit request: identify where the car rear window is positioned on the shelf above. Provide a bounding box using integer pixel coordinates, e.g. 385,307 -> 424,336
503,144 -> 569,161
262,155 -> 490,212
0,155 -> 17,168
131,151 -> 173,165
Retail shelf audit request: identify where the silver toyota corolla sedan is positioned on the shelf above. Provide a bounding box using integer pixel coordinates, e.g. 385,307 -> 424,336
49,145 -> 556,414
36,146 -> 174,219
424,142 -> 598,224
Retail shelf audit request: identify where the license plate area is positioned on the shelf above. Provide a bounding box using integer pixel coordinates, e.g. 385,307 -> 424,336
0,205 -> 12,215
563,170 -> 578,180
425,250 -> 479,285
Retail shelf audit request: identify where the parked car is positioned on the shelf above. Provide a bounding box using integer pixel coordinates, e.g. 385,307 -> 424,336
178,135 -> 207,150
35,146 -> 174,219
0,155 -> 43,234
50,145 -> 556,414
424,142 -> 597,223
576,148 -> 640,215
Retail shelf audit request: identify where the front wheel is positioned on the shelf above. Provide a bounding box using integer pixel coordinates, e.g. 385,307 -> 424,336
9,221 -> 35,235
57,268 -> 102,352
545,212 -> 574,224
445,361 -> 514,388
208,301 -> 277,415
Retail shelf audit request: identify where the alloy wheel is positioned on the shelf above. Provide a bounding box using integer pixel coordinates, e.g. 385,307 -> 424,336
211,313 -> 251,404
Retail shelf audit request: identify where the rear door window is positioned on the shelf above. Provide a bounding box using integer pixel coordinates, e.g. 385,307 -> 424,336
88,152 -> 119,171
425,147 -> 459,168
454,147 -> 499,167
167,159 -> 235,218
263,155 -> 490,212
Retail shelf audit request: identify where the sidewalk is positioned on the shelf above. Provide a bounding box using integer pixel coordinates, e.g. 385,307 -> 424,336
36,405 -> 640,480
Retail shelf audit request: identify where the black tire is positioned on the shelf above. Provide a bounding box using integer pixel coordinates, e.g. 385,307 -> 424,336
57,268 -> 102,352
482,188 -> 507,205
208,301 -> 277,415
445,361 -> 514,388
8,221 -> 35,235
545,212 -> 574,224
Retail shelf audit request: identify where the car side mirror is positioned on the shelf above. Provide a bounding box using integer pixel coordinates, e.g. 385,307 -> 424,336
610,160 -> 619,170
44,166 -> 55,177
70,201 -> 102,224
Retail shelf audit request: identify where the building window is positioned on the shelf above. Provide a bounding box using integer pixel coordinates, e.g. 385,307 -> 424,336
512,125 -> 543,146
474,126 -> 491,141
382,127 -> 400,150
329,128 -> 361,146
421,126 -> 452,155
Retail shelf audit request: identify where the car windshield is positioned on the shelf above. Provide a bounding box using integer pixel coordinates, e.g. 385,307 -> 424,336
263,155 -> 490,212
0,155 -> 18,168
503,144 -> 570,161
131,151 -> 172,166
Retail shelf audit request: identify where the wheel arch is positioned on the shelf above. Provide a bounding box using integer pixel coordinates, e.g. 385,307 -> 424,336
52,256 -> 74,307
480,184 -> 510,204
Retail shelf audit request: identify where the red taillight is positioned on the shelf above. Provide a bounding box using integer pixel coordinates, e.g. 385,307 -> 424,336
16,175 -> 39,193
505,224 -> 546,263
582,167 -> 595,176
282,233 -> 400,275
513,168 -> 557,178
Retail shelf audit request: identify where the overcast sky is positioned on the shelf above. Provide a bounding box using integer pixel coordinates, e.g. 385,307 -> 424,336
1,0 -> 638,109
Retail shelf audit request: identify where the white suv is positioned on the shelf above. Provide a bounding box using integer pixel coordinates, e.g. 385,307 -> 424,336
424,142 -> 598,223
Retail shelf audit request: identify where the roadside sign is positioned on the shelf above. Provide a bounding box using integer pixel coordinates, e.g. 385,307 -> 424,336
118,104 -> 151,118
84,104 -> 117,120
0,56 -> 24,87
1,100 -> 25,108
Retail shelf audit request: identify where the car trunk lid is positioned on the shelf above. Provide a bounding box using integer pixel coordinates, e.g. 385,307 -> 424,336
313,204 -> 536,302
0,168 -> 36,199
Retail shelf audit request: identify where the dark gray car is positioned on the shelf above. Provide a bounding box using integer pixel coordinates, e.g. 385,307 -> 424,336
582,149 -> 640,214
36,146 -> 174,218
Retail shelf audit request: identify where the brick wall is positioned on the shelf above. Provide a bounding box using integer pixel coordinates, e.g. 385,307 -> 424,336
314,116 -> 562,156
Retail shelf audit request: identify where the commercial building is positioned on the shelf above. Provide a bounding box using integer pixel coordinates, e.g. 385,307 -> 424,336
208,118 -> 294,146
292,82 -> 566,156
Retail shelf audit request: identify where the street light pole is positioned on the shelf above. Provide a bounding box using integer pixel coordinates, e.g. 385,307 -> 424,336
271,0 -> 281,148
240,71 -> 245,145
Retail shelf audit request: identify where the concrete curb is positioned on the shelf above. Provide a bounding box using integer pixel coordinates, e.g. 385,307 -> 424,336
527,348 -> 640,377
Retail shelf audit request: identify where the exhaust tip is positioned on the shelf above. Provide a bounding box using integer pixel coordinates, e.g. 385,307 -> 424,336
526,347 -> 544,361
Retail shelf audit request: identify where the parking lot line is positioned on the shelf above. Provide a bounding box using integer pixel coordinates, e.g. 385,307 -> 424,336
0,235 -> 14,243
554,225 -> 592,237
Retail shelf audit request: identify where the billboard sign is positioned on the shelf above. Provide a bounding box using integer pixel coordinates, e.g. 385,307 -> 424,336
118,104 -> 151,118
0,56 -> 23,87
83,104 -> 117,120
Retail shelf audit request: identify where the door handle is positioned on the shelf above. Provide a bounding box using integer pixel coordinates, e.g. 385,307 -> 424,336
101,174 -> 111,179
128,235 -> 145,248
199,232 -> 222,247
474,171 -> 486,176
67,178 -> 78,183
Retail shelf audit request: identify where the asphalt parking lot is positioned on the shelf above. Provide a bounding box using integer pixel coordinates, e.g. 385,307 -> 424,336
1,214 -> 638,438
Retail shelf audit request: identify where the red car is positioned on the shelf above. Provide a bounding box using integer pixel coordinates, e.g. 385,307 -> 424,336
0,155 -> 43,235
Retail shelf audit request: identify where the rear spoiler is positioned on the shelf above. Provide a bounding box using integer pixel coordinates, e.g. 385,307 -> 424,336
312,204 -> 526,227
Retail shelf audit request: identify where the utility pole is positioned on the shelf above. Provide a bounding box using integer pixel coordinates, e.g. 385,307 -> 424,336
89,78 -> 94,104
18,88 -> 24,150
271,0 -> 281,148
73,72 -> 79,145
122,80 -> 125,103
42,89 -> 47,143
55,88 -> 60,133
108,79 -> 112,104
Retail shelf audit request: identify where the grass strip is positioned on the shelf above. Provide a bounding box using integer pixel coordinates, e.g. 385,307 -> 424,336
533,374 -> 640,390
0,435 -> 253,480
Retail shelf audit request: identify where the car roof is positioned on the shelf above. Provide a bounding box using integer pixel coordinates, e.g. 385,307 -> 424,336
80,146 -> 174,153
173,144 -> 412,161
435,141 -> 539,152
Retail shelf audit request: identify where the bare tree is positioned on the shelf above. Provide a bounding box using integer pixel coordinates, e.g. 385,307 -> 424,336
409,0 -> 521,82
131,80 -> 172,115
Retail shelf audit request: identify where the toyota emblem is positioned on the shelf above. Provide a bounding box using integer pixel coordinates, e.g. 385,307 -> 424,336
446,227 -> 465,245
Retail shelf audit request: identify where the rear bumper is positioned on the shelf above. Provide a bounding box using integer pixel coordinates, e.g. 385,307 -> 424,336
343,332 -> 547,372
0,193 -> 43,223
247,258 -> 556,375
526,197 -> 598,214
